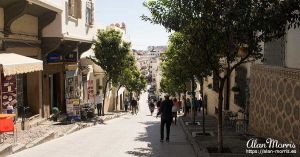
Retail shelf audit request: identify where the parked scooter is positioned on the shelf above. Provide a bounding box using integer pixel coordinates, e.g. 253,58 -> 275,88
80,104 -> 95,121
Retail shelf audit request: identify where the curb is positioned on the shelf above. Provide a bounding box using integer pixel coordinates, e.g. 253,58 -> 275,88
65,124 -> 80,135
0,144 -> 12,157
26,132 -> 55,148
178,117 -> 210,157
12,144 -> 26,154
102,113 -> 124,121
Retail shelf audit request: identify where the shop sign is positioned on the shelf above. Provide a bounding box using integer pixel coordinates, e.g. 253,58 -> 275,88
65,51 -> 78,62
87,80 -> 94,100
1,75 -> 17,111
47,53 -> 63,63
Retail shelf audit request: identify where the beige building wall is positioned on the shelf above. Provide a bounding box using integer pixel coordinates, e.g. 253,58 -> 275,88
203,64 -> 250,116
43,0 -> 96,40
249,64 -> 300,149
81,57 -> 115,113
203,76 -> 219,115
285,27 -> 300,69
11,15 -> 38,36
0,8 -> 3,32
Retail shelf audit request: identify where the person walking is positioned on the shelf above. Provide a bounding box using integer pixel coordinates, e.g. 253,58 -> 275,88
157,95 -> 173,142
149,99 -> 155,116
95,91 -> 103,116
131,98 -> 138,115
172,98 -> 179,125
186,98 -> 191,116
124,98 -> 129,112
156,98 -> 162,110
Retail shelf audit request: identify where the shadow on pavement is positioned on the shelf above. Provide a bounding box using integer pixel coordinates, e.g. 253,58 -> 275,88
126,121 -> 161,157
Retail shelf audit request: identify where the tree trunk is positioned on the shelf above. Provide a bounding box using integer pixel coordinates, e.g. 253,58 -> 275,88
183,90 -> 187,116
218,78 -> 226,152
200,79 -> 205,134
102,78 -> 110,116
225,73 -> 230,110
116,85 -> 122,111
191,78 -> 196,124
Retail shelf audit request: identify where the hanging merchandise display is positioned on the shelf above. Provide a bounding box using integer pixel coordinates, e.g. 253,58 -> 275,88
1,74 -> 17,113
65,70 -> 81,120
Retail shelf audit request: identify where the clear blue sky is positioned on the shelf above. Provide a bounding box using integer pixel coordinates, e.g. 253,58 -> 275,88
95,0 -> 169,50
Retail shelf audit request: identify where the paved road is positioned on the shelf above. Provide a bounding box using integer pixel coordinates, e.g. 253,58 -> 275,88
10,91 -> 195,157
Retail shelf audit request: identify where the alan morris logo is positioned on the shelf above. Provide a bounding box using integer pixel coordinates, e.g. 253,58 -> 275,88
247,138 -> 296,149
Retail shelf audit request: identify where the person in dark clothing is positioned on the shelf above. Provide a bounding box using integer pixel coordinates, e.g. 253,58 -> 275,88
131,98 -> 138,115
156,98 -> 162,109
149,100 -> 155,116
157,95 -> 173,142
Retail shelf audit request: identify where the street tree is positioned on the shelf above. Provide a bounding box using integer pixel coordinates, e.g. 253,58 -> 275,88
161,32 -> 211,132
143,0 -> 300,152
113,53 -> 136,110
125,67 -> 147,99
91,29 -> 131,116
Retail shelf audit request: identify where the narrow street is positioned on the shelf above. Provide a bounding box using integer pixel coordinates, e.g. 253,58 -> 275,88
9,91 -> 195,157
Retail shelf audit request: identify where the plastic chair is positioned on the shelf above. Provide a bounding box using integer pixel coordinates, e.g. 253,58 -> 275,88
0,118 -> 17,143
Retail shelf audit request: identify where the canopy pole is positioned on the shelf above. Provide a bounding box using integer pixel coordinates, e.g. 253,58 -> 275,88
0,72 -> 2,113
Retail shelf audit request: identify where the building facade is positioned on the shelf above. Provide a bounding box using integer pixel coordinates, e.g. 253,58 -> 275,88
249,27 -> 300,148
41,0 -> 96,118
0,0 -> 62,117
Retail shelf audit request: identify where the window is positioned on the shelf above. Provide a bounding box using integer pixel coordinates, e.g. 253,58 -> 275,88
68,0 -> 82,19
86,1 -> 94,25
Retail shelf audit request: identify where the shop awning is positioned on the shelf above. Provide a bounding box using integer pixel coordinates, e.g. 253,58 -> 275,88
80,49 -> 95,59
0,53 -> 43,76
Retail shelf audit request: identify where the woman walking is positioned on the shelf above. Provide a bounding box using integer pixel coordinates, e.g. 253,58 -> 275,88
172,98 -> 179,125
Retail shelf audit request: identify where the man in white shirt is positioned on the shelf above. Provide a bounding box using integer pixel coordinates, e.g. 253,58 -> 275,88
95,91 -> 103,116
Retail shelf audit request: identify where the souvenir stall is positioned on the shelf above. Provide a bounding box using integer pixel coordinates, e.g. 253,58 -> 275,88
65,69 -> 81,120
0,53 -> 43,117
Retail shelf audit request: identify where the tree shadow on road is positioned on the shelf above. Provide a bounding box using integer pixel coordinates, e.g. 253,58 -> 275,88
125,121 -> 166,157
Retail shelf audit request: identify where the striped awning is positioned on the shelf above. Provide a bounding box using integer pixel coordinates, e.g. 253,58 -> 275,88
0,53 -> 43,76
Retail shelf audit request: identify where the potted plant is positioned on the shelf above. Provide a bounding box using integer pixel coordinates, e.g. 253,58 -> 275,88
51,107 -> 60,122
231,86 -> 240,93
207,83 -> 212,89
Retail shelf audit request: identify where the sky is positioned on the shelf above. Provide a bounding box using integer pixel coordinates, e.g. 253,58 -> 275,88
95,0 -> 170,50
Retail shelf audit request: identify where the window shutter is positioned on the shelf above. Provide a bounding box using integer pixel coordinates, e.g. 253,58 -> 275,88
68,0 -> 73,16
76,0 -> 82,19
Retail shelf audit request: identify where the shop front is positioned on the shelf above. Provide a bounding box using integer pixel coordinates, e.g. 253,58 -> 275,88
42,39 -> 92,118
0,53 -> 43,116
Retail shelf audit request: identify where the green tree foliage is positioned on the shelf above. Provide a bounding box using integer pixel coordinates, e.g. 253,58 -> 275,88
160,33 -> 193,96
143,0 -> 300,152
117,54 -> 147,96
91,28 -> 131,115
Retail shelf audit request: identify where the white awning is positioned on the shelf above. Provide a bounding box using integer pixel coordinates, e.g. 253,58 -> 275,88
0,53 -> 43,76
80,49 -> 95,59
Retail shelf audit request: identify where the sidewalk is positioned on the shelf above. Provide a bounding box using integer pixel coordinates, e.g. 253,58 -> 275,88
179,113 -> 299,157
0,111 -> 127,156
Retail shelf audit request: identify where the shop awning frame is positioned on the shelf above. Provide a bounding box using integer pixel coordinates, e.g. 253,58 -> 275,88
0,53 -> 43,76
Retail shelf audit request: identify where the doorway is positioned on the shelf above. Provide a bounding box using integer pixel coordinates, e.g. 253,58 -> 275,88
49,73 -> 60,113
